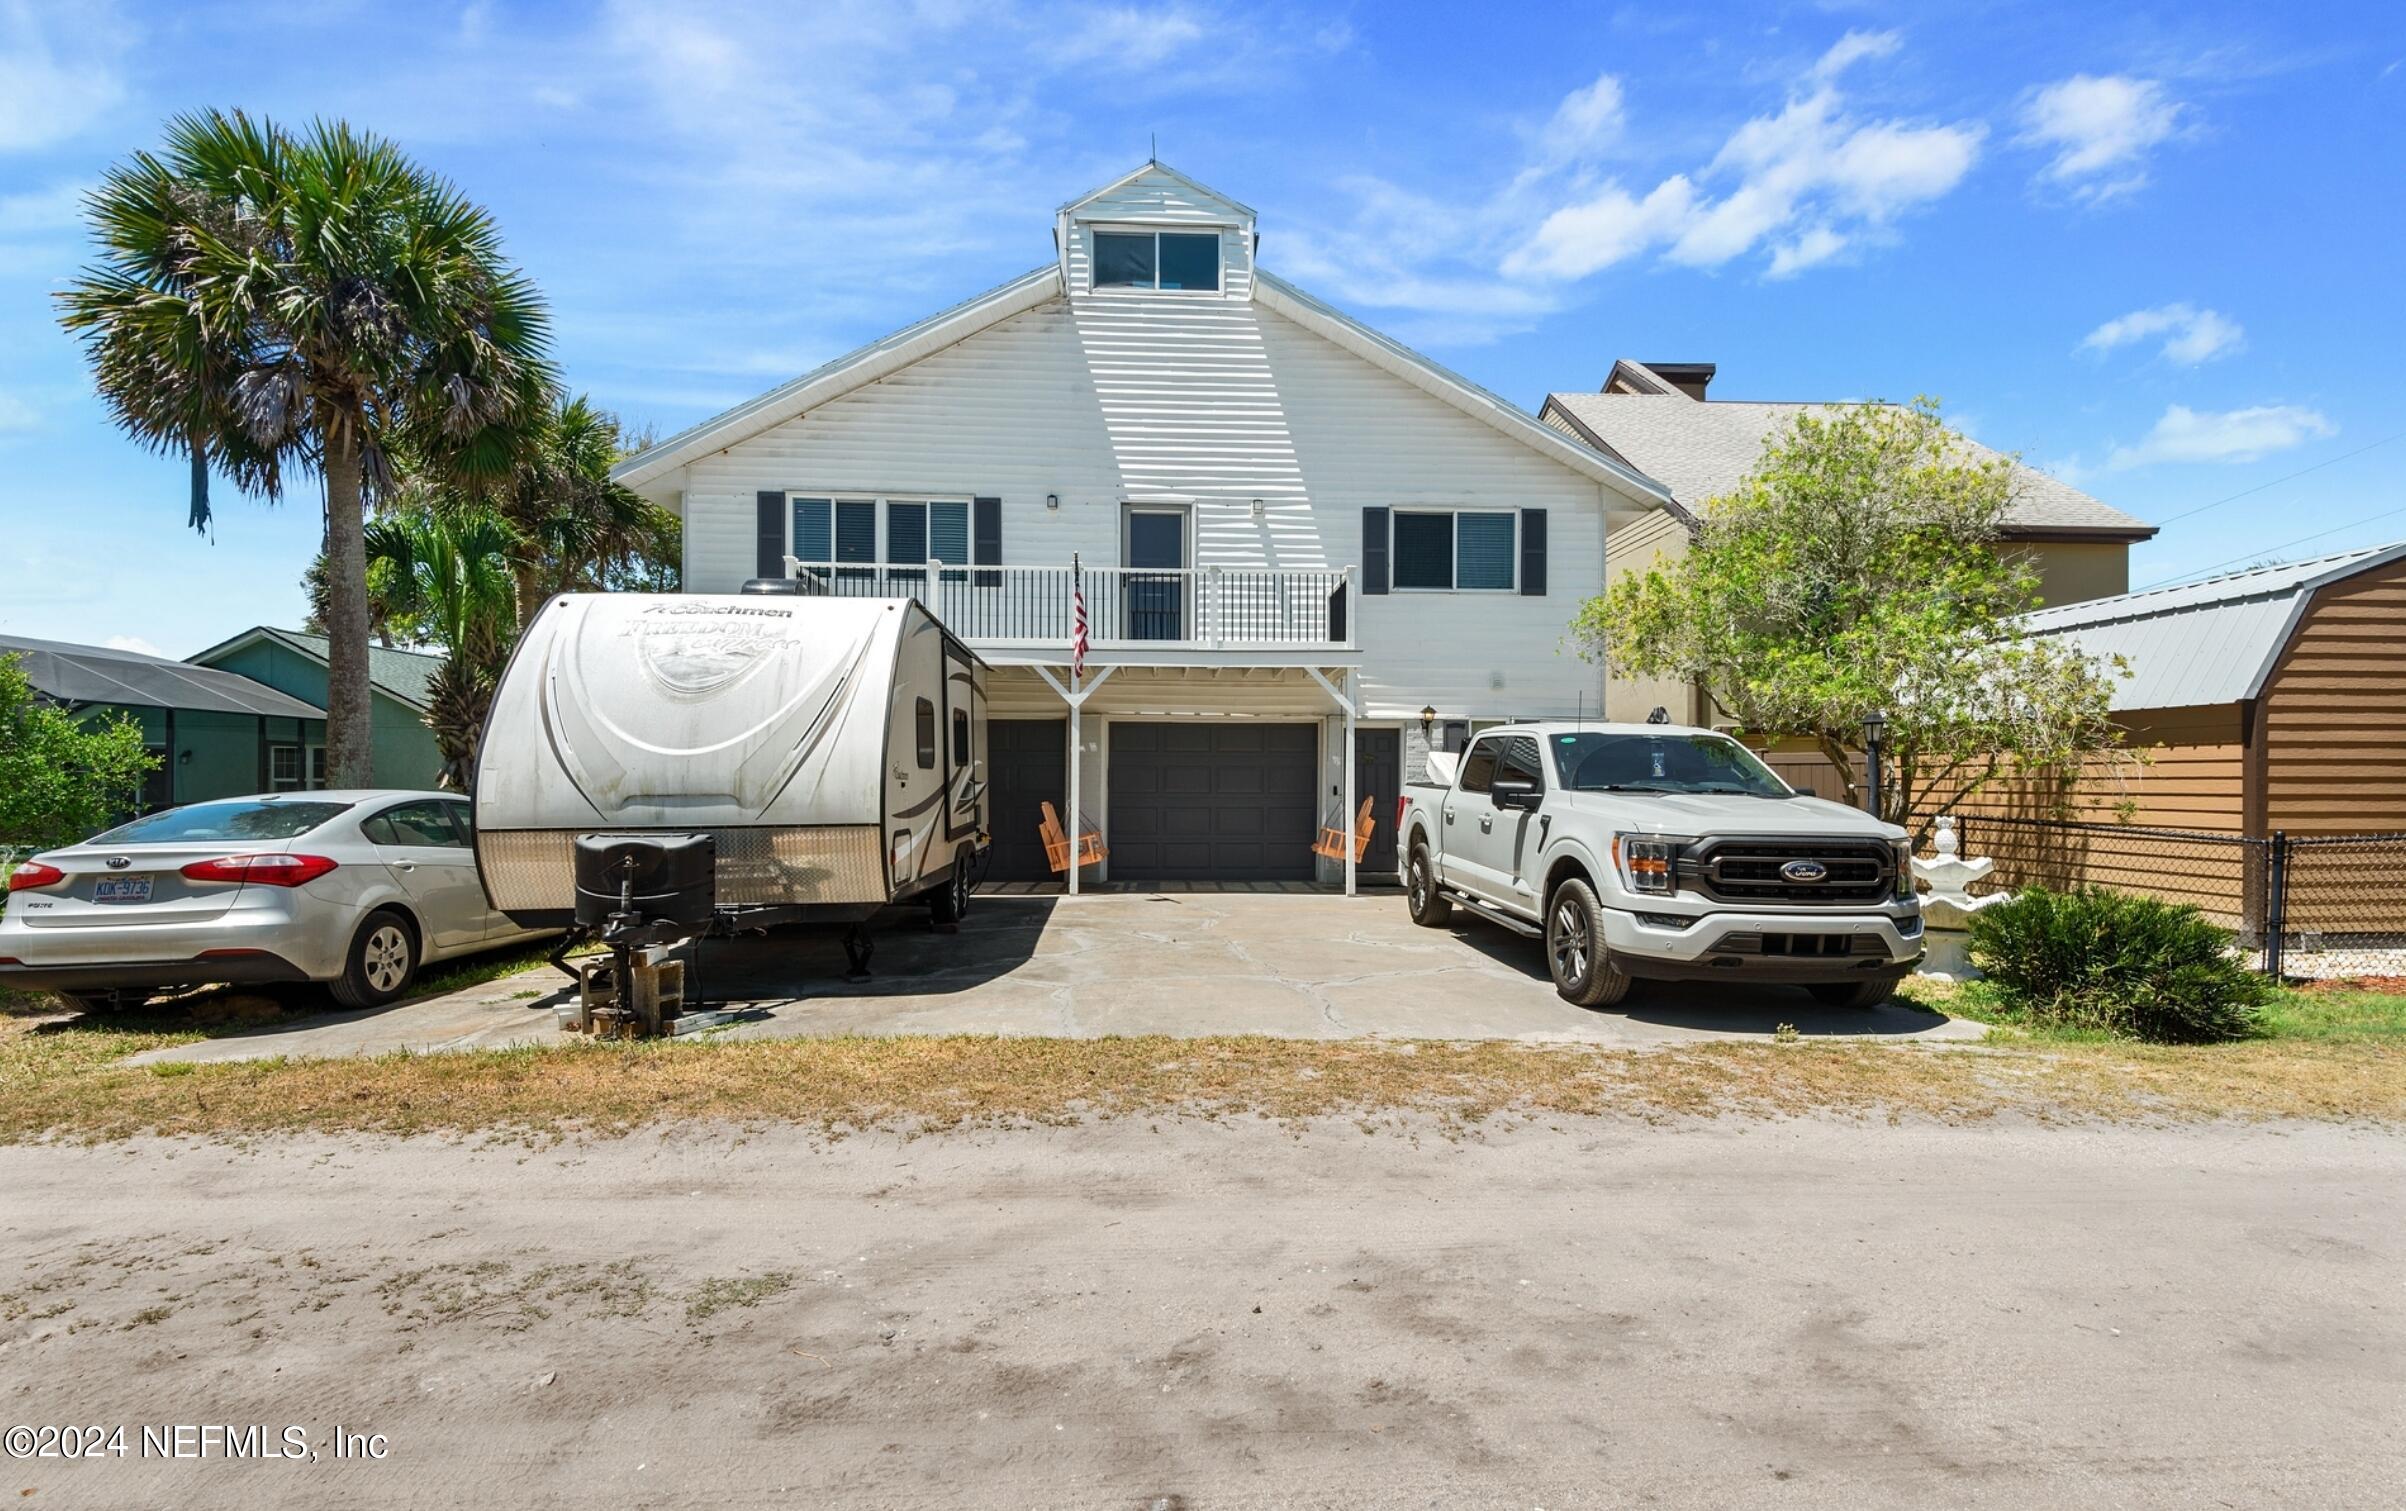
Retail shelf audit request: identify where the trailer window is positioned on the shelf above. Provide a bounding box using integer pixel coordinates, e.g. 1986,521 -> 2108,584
952,708 -> 970,765
916,698 -> 937,769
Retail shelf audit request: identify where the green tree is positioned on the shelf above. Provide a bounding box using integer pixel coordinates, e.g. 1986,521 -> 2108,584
1573,399 -> 2128,832
361,502 -> 519,789
57,110 -> 554,788
0,654 -> 158,853
472,394 -> 678,624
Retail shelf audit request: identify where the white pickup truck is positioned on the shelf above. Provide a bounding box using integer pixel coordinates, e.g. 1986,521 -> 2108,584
1399,722 -> 1923,1008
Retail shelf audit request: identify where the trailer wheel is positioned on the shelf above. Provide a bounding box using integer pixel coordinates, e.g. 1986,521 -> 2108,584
929,851 -> 971,933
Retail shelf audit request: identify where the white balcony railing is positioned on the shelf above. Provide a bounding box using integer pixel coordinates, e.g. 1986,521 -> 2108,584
778,556 -> 1357,653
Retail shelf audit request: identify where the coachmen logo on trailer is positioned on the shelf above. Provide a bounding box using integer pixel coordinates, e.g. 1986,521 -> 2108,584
627,602 -> 794,696
1780,859 -> 1830,883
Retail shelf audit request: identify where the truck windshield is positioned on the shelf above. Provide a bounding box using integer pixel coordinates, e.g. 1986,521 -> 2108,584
1550,733 -> 1794,798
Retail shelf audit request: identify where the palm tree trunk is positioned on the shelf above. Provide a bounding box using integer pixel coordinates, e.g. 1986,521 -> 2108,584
321,431 -> 376,788
511,559 -> 544,639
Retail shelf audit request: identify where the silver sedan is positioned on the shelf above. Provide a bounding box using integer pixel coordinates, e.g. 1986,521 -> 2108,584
0,791 -> 554,1010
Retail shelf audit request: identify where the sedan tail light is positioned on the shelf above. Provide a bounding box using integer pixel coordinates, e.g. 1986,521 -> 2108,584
180,854 -> 339,887
6,862 -> 64,893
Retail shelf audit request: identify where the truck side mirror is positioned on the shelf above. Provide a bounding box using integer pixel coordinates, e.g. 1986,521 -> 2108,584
1490,779 -> 1540,812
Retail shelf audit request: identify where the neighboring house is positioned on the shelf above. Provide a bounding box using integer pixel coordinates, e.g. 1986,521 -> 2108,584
2014,541 -> 2406,838
1539,359 -> 2159,722
187,627 -> 446,791
611,162 -> 1677,888
0,633 -> 325,812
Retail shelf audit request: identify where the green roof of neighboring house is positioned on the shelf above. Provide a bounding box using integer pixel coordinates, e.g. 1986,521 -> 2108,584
189,627 -> 443,711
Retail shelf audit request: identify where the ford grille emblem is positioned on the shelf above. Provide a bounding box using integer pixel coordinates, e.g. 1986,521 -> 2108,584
1780,860 -> 1829,883
105,855 -> 132,870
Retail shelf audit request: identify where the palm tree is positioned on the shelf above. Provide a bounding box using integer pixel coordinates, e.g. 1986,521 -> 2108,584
470,392 -> 677,626
361,503 -> 518,789
57,110 -> 553,787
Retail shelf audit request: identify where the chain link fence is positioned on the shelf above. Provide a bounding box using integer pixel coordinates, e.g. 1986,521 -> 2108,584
1912,814 -> 2406,982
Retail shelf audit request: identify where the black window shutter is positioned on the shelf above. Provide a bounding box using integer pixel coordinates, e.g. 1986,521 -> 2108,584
755,491 -> 784,580
1361,506 -> 1389,595
972,496 -> 1002,587
1519,508 -> 1547,596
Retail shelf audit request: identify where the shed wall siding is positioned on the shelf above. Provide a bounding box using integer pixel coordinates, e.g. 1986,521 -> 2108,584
679,294 -> 1611,720
2260,554 -> 2406,834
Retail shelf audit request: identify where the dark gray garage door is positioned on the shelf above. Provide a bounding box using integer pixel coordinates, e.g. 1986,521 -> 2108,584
985,719 -> 1065,882
1108,722 -> 1318,882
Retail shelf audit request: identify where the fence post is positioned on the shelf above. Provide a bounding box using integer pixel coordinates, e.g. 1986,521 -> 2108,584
2264,829 -> 2288,979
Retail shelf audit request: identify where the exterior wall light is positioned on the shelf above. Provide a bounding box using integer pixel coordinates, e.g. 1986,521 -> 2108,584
1251,497 -> 1264,520
1419,705 -> 1436,736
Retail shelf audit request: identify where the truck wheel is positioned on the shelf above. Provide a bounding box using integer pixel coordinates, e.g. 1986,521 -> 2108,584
1547,879 -> 1633,1008
329,909 -> 419,1010
1406,844 -> 1452,927
1807,973 -> 1905,1009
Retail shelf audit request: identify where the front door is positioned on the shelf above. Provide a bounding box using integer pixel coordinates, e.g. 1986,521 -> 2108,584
1354,728 -> 1401,877
1125,509 -> 1185,641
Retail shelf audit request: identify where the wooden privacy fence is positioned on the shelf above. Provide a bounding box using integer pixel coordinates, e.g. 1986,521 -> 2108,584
1911,814 -> 2406,979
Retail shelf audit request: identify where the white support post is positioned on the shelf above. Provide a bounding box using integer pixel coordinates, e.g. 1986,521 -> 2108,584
1342,667 -> 1357,897
1029,664 -> 1116,898
1067,698 -> 1082,896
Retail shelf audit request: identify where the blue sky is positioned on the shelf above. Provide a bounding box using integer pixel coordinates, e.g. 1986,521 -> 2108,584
2,0 -> 2401,657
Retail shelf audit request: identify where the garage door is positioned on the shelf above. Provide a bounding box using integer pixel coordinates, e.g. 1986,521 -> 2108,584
985,719 -> 1065,882
1108,722 -> 1318,882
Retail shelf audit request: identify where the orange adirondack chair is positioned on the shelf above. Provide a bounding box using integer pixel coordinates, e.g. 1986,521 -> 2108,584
1312,796 -> 1376,863
1039,801 -> 1106,873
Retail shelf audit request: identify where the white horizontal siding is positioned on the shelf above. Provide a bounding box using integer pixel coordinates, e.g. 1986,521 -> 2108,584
682,287 -> 1613,724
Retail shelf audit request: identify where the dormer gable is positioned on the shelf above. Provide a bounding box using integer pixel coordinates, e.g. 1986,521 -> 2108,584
1056,161 -> 1256,302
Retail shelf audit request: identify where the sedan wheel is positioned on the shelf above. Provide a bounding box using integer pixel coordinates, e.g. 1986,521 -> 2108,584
330,910 -> 419,1010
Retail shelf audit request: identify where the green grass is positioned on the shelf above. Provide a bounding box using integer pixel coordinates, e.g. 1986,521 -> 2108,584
1906,975 -> 2406,1047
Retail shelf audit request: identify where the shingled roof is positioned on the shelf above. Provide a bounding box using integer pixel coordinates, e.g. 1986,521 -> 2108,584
1543,361 -> 2156,540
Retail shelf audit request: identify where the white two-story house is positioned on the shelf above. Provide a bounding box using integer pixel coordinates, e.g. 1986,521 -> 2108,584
611,163 -> 1674,890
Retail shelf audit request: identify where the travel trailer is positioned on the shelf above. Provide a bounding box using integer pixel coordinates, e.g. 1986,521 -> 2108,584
474,593 -> 990,952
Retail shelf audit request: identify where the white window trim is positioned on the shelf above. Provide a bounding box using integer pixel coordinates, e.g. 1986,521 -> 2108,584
1085,224 -> 1226,296
785,492 -> 974,571
1388,507 -> 1519,594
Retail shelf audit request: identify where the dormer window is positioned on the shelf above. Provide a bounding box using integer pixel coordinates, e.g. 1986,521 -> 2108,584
1092,229 -> 1220,292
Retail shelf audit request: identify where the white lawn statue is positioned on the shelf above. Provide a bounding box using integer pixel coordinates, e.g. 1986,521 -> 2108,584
1913,816 -> 2004,980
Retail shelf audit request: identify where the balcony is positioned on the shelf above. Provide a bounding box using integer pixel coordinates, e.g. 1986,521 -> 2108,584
778,557 -> 1358,663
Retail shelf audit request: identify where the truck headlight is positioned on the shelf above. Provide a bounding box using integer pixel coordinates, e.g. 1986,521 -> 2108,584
1615,835 -> 1680,896
1892,839 -> 1916,902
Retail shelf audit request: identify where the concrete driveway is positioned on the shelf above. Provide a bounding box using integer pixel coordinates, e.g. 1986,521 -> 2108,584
136,892 -> 1981,1065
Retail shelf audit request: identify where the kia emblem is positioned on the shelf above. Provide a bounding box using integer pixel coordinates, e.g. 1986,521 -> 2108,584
1780,859 -> 1829,883
105,855 -> 132,870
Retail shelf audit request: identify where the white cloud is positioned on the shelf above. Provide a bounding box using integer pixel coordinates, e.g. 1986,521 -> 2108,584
0,393 -> 39,435
101,634 -> 166,659
2020,74 -> 2182,200
1513,63 -> 1981,280
2108,404 -> 2335,469
0,181 -> 90,235
0,0 -> 129,152
1812,28 -> 1901,82
1541,72 -> 1626,161
2080,303 -> 2245,364
1767,224 -> 1846,278
1505,176 -> 1697,279
1056,6 -> 1207,67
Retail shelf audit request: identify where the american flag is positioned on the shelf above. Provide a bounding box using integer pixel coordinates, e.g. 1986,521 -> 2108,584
1070,578 -> 1090,679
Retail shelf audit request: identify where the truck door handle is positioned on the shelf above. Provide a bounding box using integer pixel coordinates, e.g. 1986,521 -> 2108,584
1479,815 -> 1493,833
1443,807 -> 1454,825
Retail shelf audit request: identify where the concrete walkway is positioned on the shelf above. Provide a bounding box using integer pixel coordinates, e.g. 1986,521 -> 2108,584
134,893 -> 1984,1064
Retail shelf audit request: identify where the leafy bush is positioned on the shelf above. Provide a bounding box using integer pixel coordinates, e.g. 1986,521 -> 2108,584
1968,887 -> 2269,1043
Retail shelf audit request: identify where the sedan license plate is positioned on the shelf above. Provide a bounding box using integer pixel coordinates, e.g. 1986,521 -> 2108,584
92,876 -> 153,905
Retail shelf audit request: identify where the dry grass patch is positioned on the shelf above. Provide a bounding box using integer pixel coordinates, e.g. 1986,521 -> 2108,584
2,1007 -> 2401,1142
